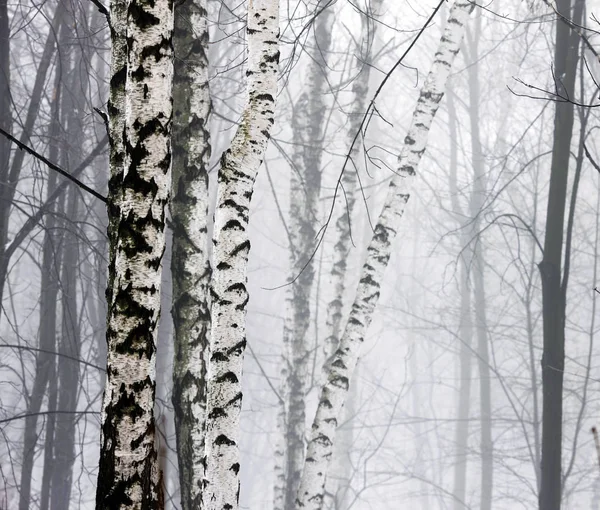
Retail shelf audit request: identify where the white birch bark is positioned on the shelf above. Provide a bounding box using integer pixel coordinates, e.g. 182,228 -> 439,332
96,0 -> 174,505
170,1 -> 211,508
295,3 -> 475,508
203,1 -> 279,509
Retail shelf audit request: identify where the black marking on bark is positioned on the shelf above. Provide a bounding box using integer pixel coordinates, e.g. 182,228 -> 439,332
216,371 -> 239,384
222,219 -> 244,231
211,351 -> 228,362
128,1 -> 160,28
214,434 -> 236,446
208,406 -> 227,419
229,239 -> 250,258
227,339 -> 246,355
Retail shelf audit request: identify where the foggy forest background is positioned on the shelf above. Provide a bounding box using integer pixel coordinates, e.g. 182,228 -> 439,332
1,0 -> 600,509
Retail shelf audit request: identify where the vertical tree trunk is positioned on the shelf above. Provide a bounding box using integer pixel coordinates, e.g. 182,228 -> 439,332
295,3 -> 475,508
465,23 -> 493,509
202,1 -> 279,508
96,0 -> 174,504
282,5 -> 334,509
40,357 -> 58,510
51,184 -> 81,510
446,84 -> 474,510
452,255 -> 473,510
170,0 -> 212,507
538,1 -> 582,509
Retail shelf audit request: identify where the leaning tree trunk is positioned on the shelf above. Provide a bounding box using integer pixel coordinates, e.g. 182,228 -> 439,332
170,0 -> 212,508
95,0 -> 174,504
295,3 -> 475,508
280,5 -> 334,509
538,1 -> 582,509
202,1 -> 279,509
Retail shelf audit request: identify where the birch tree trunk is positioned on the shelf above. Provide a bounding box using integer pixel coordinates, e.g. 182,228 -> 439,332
280,5 -> 334,509
538,1 -> 583,508
96,0 -> 174,504
170,0 -> 212,507
295,3 -> 475,507
202,1 -> 279,508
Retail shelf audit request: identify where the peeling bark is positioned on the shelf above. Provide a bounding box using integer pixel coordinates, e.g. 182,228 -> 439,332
96,0 -> 175,505
203,1 -> 279,508
295,3 -> 475,508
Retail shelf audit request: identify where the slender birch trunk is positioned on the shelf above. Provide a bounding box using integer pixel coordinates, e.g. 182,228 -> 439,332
280,5 -> 334,508
295,3 -> 475,507
96,0 -> 174,504
170,1 -> 212,507
203,1 -> 279,508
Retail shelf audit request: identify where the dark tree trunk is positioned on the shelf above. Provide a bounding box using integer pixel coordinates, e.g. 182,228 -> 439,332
538,1 -> 583,509
51,183 -> 81,510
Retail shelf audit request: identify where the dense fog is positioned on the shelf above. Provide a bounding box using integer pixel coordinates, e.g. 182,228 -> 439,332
1,0 -> 599,509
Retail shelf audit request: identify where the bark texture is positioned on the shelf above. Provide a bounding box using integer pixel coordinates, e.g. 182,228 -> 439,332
295,3 -> 475,508
170,0 -> 212,508
96,0 -> 174,504
203,1 -> 279,508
